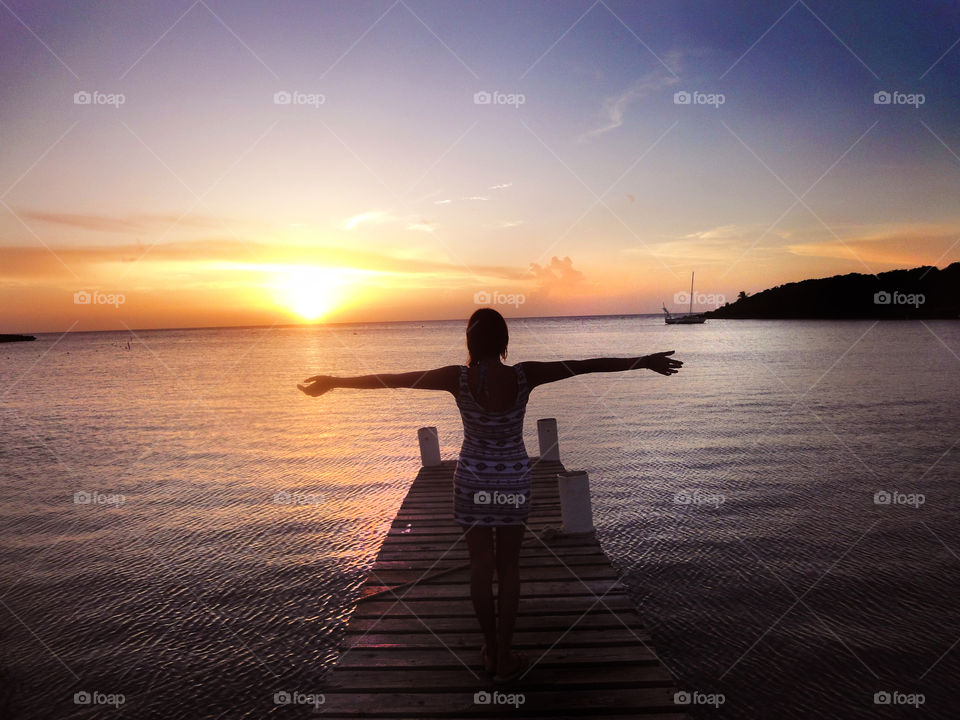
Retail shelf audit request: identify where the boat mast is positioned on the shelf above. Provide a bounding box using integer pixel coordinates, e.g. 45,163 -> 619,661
689,272 -> 694,315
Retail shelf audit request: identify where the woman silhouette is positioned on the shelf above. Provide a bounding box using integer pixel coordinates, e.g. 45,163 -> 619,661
298,308 -> 682,682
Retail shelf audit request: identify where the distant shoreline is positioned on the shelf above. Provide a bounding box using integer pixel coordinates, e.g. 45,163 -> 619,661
706,263 -> 959,321
0,334 -> 36,343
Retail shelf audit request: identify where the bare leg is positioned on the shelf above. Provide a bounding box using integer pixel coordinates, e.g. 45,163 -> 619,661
494,524 -> 525,673
465,526 -> 497,670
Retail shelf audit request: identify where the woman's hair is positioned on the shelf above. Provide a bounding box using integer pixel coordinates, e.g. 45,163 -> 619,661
466,308 -> 508,366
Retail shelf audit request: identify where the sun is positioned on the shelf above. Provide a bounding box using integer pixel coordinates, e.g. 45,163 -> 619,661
272,266 -> 348,321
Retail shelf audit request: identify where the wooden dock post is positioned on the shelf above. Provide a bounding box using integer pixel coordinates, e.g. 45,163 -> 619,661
318,420 -> 689,718
558,470 -> 595,535
536,417 -> 560,461
417,426 -> 442,467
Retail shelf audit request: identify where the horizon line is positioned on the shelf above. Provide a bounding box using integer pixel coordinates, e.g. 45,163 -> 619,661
18,311 -> 667,337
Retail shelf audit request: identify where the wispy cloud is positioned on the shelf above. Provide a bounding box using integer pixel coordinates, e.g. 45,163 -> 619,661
406,219 -> 436,234
343,211 -> 389,231
682,224 -> 745,241
21,211 -> 226,233
488,182 -> 512,190
582,51 -> 684,140
0,239 -> 529,284
343,210 -> 438,234
462,196 -> 488,201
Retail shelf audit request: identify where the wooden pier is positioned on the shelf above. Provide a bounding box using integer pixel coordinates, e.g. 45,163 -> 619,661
319,421 -> 689,718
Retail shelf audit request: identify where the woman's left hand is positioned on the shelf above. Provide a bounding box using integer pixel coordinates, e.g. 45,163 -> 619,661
298,375 -> 334,396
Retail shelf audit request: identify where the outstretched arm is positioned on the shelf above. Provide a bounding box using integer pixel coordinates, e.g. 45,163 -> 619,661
522,351 -> 682,390
298,365 -> 459,397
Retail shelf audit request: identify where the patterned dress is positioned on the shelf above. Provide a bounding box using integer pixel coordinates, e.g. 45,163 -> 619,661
453,363 -> 532,526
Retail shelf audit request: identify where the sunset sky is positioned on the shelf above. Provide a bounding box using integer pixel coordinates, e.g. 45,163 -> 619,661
2,0 -> 959,332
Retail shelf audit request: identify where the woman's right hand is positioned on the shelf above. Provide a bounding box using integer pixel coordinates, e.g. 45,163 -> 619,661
298,375 -> 335,397
644,351 -> 683,376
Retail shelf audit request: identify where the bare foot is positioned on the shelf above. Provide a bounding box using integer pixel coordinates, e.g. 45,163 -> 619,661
480,643 -> 497,675
493,650 -> 528,683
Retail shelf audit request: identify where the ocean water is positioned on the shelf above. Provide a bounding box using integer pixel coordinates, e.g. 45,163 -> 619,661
1,316 -> 958,719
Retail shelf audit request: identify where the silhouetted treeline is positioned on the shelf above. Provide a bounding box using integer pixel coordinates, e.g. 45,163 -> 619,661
707,263 -> 960,319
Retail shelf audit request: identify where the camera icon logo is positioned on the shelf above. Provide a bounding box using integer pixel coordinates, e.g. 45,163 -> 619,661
74,491 -> 91,504
474,290 -> 491,304
473,91 -> 492,105
474,691 -> 491,704
874,691 -> 891,705
673,91 -> 691,105
673,691 -> 692,705
274,691 -> 292,705
274,90 -> 292,105
674,291 -> 690,305
74,290 -> 91,304
873,291 -> 891,304
273,491 -> 291,505
873,490 -> 891,505
673,490 -> 691,505
474,490 -> 491,505
74,91 -> 92,105
74,691 -> 91,705
873,91 -> 891,105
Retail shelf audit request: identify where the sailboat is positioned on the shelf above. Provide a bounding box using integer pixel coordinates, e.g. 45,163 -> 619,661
663,272 -> 707,324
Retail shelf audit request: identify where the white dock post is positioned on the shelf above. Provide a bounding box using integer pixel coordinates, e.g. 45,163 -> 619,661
537,417 -> 560,461
417,427 -> 442,467
558,470 -> 594,535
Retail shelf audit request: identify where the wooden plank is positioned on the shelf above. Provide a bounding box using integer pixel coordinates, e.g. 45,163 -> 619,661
374,544 -> 611,561
377,535 -> 602,548
351,595 -> 639,618
357,579 -> 626,600
317,716 -> 689,720
322,461 -> 688,719
345,613 -> 646,634
318,688 -> 680,716
371,556 -> 615,570
341,628 -> 652,649
366,567 -> 619,583
324,664 -> 674,691
331,645 -> 664,669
